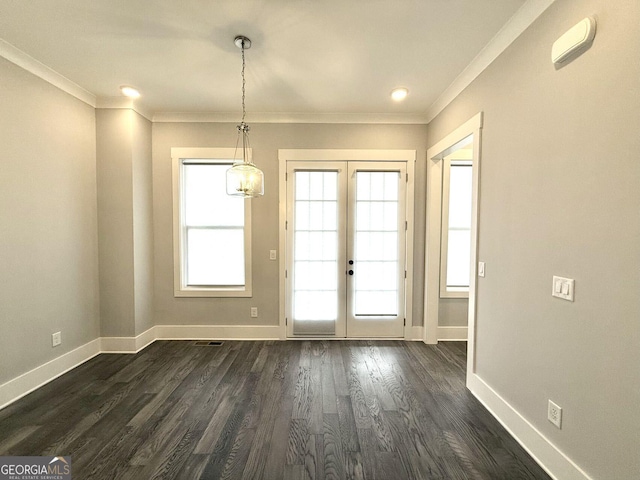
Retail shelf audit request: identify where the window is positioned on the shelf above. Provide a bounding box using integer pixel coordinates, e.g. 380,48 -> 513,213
440,158 -> 472,298
172,148 -> 252,297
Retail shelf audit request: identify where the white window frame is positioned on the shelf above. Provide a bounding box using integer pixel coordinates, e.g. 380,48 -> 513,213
172,147 -> 252,297
440,158 -> 473,298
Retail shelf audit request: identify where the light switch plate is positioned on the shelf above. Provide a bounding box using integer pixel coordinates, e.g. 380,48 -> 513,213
552,276 -> 574,301
478,262 -> 485,277
269,250 -> 277,260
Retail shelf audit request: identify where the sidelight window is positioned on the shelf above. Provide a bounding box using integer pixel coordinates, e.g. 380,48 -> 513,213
440,159 -> 472,297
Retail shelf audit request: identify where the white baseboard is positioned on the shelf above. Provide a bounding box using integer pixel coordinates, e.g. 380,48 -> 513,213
100,324 -> 282,353
467,373 -> 592,480
0,323 -> 457,410
100,336 -> 137,353
100,326 -> 158,353
0,325 -> 593,480
135,325 -> 157,351
155,324 -> 282,341
0,339 -> 101,410
0,324 -> 470,413
0,324 -> 282,410
437,325 -> 468,341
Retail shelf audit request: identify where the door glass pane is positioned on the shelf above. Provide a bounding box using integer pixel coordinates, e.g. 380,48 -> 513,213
355,232 -> 397,261
294,292 -> 338,321
292,171 -> 339,332
355,292 -> 397,316
353,171 -> 400,316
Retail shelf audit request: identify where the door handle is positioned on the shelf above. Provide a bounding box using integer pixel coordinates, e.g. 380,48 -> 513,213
348,260 -> 354,265
348,270 -> 354,275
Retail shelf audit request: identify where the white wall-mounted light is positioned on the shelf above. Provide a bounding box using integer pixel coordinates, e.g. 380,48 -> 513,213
551,17 -> 596,65
120,85 -> 141,98
391,87 -> 409,101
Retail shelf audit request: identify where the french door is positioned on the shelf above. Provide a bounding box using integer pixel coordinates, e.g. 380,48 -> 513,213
285,161 -> 407,337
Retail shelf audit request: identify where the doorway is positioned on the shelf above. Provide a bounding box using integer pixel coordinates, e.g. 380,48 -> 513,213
424,112 -> 482,380
279,150 -> 416,339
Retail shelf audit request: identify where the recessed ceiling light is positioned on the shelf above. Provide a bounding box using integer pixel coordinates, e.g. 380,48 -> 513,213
120,85 -> 141,98
391,87 -> 408,101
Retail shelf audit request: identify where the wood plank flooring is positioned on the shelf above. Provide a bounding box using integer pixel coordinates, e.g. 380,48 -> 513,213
0,341 -> 550,479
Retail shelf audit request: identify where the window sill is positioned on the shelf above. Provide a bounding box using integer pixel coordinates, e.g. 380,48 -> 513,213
439,289 -> 469,299
174,287 -> 252,298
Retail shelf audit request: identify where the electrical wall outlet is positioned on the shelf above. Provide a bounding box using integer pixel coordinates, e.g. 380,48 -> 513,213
250,307 -> 258,318
548,400 -> 562,428
52,331 -> 62,347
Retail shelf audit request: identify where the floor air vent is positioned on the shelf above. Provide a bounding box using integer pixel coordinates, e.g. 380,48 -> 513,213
193,341 -> 224,346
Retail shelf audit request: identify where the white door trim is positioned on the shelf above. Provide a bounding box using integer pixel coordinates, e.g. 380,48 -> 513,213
424,113 -> 483,378
278,149 -> 416,340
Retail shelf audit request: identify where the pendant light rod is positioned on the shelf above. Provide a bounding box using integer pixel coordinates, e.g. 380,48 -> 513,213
226,35 -> 264,197
234,36 -> 251,124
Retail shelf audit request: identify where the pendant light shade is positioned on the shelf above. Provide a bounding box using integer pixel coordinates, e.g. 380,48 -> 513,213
226,123 -> 264,196
226,36 -> 264,198
226,162 -> 264,197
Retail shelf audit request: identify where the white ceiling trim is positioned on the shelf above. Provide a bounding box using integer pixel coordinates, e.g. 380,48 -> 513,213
0,38 -> 96,107
1,0 -> 555,125
95,97 -> 153,122
152,111 -> 430,124
424,0 -> 557,123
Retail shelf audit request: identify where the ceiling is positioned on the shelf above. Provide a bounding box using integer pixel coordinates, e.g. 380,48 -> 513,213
0,0 -> 530,120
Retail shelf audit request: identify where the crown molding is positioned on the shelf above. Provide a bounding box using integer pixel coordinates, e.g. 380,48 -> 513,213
152,111 -> 429,125
425,0 -> 557,123
95,97 -> 153,122
0,38 -> 96,107
2,0 -> 555,125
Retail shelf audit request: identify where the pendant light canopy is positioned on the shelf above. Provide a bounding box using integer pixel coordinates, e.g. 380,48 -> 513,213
227,36 -> 264,198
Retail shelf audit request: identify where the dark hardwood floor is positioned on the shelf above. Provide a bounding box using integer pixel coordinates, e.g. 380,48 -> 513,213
0,340 -> 550,479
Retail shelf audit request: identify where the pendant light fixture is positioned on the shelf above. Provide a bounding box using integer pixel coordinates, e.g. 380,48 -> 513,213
226,35 -> 264,197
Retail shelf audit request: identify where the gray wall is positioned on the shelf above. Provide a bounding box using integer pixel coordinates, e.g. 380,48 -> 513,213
96,109 -> 154,337
438,298 -> 468,326
152,122 -> 428,326
132,113 -> 154,335
427,0 -> 640,478
0,57 -> 99,384
4,1 -> 638,474
96,109 -> 136,337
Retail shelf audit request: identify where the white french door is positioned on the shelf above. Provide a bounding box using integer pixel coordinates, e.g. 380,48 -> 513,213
346,163 -> 407,337
285,161 -> 407,338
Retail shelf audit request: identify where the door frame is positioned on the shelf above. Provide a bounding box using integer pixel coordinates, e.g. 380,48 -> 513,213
278,149 -> 416,340
424,112 -> 482,379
